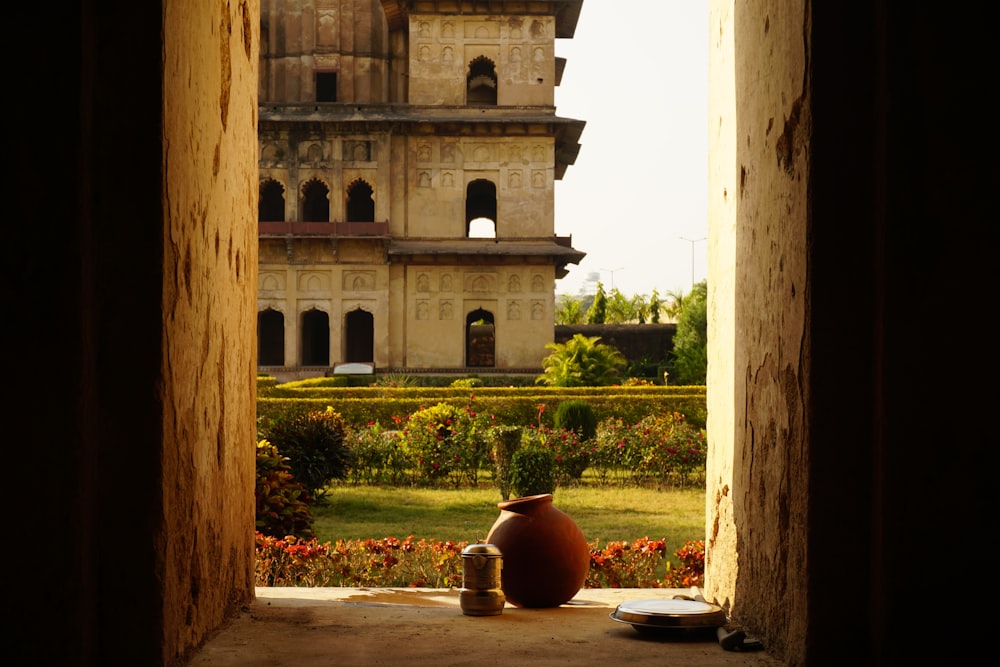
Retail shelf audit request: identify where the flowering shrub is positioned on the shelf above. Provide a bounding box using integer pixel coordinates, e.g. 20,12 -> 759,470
586,537 -> 705,588
255,440 -> 315,539
589,417 -> 640,486
631,412 -> 707,487
400,399 -> 491,487
591,413 -> 706,488
255,532 -> 466,588
520,422 -> 590,486
665,539 -> 706,588
255,532 -> 704,589
344,419 -> 413,486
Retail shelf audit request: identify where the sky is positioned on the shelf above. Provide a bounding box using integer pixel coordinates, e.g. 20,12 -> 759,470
552,1 -> 709,299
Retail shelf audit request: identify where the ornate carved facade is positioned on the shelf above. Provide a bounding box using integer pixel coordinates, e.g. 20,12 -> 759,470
257,0 -> 586,378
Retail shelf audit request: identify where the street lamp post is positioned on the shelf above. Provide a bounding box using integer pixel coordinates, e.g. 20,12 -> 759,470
599,267 -> 624,291
679,237 -> 706,290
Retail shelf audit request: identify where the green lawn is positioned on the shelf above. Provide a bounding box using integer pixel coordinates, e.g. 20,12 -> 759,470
312,484 -> 706,550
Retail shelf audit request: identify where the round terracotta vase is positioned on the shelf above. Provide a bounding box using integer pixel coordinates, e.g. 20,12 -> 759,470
485,493 -> 590,608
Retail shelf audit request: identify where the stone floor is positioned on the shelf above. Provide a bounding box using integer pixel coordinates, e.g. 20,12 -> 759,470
188,587 -> 783,666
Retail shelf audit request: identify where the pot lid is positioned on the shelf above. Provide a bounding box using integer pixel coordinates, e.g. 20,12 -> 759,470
610,598 -> 727,630
462,543 -> 502,557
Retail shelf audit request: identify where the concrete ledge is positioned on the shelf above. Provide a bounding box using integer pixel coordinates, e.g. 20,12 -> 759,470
190,588 -> 781,666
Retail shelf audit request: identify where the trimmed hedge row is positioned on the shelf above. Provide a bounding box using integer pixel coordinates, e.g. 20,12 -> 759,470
257,391 -> 707,431
261,384 -> 703,400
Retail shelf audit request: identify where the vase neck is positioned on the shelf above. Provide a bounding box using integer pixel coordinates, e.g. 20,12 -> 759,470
498,493 -> 553,513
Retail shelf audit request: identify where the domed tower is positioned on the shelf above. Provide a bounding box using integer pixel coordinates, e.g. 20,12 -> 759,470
257,0 -> 586,378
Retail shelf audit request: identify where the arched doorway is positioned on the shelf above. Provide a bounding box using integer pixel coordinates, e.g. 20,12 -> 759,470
257,308 -> 284,365
300,308 -> 330,366
344,308 -> 374,363
466,308 -> 495,367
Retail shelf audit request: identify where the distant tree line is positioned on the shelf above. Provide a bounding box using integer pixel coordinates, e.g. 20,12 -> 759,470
551,281 -> 708,385
555,283 -> 699,325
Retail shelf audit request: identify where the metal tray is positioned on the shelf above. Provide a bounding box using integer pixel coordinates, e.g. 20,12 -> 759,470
609,598 -> 727,632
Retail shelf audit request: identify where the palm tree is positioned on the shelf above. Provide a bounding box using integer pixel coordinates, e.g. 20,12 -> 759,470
554,294 -> 585,325
536,333 -> 626,387
661,288 -> 688,322
585,282 -> 607,324
648,289 -> 663,323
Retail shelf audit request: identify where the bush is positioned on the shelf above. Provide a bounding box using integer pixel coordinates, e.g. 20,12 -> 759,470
585,537 -> 705,588
259,407 -> 353,499
255,533 -> 466,588
489,425 -> 522,500
536,333 -> 626,387
553,399 -> 597,442
509,446 -> 556,497
591,412 -> 706,488
254,532 -> 705,589
400,401 -> 491,487
521,423 -> 589,486
450,376 -> 484,389
255,440 -> 315,539
343,420 -> 413,486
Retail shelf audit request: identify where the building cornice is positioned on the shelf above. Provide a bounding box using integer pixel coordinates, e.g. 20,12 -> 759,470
380,1 -> 583,38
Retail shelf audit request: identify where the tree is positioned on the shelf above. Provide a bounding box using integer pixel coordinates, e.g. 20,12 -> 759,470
555,293 -> 585,325
670,280 -> 708,384
605,288 -> 649,323
648,289 -> 663,323
536,333 -> 626,387
662,289 -> 687,322
585,282 -> 607,324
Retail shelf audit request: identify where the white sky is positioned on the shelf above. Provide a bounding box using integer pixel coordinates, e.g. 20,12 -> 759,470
553,1 -> 709,298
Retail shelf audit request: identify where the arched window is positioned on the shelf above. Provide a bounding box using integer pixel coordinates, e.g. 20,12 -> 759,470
344,308 -> 374,363
466,179 -> 497,237
259,179 -> 285,222
300,309 -> 330,366
257,309 -> 284,366
466,308 -> 495,367
467,56 -> 498,105
301,179 -> 330,222
346,179 -> 375,222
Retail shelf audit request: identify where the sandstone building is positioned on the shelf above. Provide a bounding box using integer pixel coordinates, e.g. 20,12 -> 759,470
257,0 -> 585,379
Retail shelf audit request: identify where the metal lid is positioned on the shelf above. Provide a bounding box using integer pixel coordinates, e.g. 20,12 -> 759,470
610,598 -> 727,630
462,543 -> 502,557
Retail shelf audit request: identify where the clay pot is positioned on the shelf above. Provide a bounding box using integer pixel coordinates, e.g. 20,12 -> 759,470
485,493 -> 590,608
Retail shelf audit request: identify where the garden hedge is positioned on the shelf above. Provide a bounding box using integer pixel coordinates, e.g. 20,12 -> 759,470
257,387 -> 706,432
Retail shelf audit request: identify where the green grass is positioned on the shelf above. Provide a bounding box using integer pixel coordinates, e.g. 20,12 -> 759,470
312,484 -> 705,550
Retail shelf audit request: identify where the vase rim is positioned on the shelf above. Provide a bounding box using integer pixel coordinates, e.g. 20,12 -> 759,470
497,493 -> 553,510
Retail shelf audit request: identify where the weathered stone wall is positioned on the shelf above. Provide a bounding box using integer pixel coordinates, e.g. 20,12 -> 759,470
706,2 -> 994,663
706,0 -> 811,660
406,12 -> 556,106
161,0 -> 260,660
14,2 -> 259,664
259,0 -> 390,103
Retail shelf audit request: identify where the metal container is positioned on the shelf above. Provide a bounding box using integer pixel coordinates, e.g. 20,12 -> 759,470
459,543 -> 505,616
